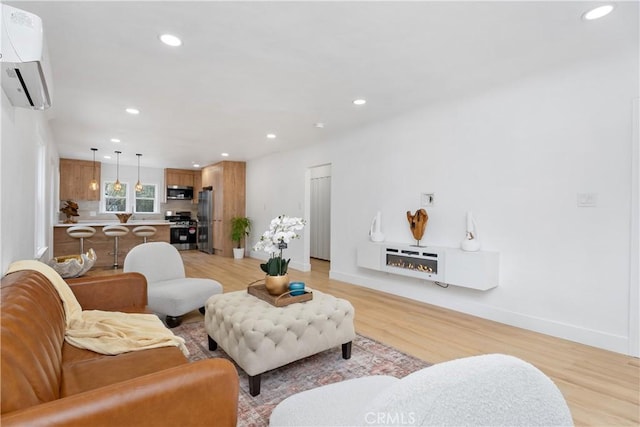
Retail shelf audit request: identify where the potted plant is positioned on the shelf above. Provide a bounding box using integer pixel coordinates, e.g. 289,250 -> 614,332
230,216 -> 252,259
253,215 -> 306,295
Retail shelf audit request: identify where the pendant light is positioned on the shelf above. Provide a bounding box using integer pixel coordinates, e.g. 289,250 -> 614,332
113,151 -> 122,192
89,148 -> 99,191
135,153 -> 143,193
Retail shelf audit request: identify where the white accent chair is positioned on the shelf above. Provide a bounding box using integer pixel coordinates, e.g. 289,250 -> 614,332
123,242 -> 223,328
269,354 -> 574,427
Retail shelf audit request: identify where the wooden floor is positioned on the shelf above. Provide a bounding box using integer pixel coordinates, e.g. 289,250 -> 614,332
91,250 -> 639,426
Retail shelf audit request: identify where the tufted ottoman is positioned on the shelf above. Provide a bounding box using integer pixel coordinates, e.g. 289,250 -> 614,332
204,289 -> 356,396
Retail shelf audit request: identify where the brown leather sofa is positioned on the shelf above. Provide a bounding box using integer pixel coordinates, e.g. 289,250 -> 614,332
1,269 -> 239,426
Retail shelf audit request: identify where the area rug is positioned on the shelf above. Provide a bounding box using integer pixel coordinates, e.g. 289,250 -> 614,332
173,321 -> 431,427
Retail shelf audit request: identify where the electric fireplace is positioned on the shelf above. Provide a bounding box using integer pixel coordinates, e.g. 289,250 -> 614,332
382,247 -> 442,281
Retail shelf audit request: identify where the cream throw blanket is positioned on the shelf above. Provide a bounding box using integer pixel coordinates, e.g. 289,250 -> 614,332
7,260 -> 188,357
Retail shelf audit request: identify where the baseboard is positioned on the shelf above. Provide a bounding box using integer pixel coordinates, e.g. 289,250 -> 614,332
330,270 -> 631,356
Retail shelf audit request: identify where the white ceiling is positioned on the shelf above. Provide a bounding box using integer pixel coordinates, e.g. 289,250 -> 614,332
8,1 -> 639,169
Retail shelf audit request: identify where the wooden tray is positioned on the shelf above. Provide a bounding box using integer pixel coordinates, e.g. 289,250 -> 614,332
247,283 -> 313,307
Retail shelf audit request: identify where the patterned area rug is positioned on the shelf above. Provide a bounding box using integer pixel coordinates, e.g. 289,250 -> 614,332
173,321 -> 431,427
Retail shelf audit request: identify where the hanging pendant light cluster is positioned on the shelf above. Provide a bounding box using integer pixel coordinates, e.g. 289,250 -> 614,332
113,151 -> 122,192
89,148 -> 99,191
135,153 -> 143,193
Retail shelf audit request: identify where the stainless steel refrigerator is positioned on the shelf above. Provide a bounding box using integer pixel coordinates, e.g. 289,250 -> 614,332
197,189 -> 214,254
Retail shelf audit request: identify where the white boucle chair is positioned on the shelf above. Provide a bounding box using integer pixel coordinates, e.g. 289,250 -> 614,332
124,242 -> 222,327
269,354 -> 573,427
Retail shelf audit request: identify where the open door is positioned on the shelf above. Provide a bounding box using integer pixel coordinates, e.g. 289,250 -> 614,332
309,165 -> 331,261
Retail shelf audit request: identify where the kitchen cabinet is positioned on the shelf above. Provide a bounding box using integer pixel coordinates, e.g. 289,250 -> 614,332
59,158 -> 101,201
193,171 -> 202,203
201,161 -> 246,257
164,168 -> 195,188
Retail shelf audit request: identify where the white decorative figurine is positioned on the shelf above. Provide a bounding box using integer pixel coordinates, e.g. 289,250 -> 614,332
460,211 -> 481,252
369,211 -> 385,242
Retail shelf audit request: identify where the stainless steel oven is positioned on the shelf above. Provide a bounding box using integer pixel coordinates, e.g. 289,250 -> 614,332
166,211 -> 197,250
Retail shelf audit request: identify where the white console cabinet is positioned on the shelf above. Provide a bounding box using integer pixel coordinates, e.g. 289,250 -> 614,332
356,241 -> 499,291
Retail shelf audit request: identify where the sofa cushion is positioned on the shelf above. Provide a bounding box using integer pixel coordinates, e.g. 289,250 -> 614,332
1,271 -> 66,414
61,346 -> 188,396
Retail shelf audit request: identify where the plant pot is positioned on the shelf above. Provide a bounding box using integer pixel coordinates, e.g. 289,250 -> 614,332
233,247 -> 245,259
264,274 -> 289,296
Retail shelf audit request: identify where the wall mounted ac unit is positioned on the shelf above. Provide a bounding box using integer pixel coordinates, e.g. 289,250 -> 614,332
0,4 -> 52,110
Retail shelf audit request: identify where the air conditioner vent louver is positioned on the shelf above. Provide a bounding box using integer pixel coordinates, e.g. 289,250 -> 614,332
1,4 -> 53,110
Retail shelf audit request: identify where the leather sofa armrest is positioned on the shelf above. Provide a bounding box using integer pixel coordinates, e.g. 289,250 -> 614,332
1,359 -> 239,427
65,273 -> 148,311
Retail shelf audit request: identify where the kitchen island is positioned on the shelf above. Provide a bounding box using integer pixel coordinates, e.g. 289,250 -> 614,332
54,221 -> 170,269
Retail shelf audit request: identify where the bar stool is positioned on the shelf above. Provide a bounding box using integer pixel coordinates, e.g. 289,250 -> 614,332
66,226 -> 96,254
103,225 -> 130,269
132,225 -> 157,243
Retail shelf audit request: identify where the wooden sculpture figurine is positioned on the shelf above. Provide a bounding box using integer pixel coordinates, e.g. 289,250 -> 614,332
406,209 -> 428,246
60,200 -> 79,223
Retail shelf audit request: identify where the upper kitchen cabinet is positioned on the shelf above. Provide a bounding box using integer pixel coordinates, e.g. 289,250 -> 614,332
201,161 -> 246,257
59,158 -> 101,201
164,168 -> 195,188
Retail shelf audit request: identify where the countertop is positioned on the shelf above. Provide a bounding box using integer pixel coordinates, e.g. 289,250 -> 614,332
54,220 -> 171,227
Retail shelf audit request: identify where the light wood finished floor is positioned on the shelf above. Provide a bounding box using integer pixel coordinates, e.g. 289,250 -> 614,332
90,250 -> 639,426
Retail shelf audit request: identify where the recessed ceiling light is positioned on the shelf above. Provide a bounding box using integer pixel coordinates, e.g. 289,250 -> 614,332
221,153 -> 229,157
193,164 -> 200,168
110,138 -> 121,143
103,155 -> 112,159
583,4 -> 614,20
314,122 -> 325,128
353,99 -> 367,106
125,107 -> 140,115
266,133 -> 277,139
159,34 -> 182,47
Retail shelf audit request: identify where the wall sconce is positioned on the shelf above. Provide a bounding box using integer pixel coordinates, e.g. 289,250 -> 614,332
113,150 -> 122,192
89,148 -> 99,191
135,153 -> 143,193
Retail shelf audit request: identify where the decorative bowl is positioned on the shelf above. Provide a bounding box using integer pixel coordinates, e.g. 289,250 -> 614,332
48,248 -> 96,278
116,213 -> 132,223
289,282 -> 306,296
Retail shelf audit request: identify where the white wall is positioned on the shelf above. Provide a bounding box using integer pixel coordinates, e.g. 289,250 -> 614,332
248,144 -> 332,272
1,90 -> 59,274
246,50 -> 639,355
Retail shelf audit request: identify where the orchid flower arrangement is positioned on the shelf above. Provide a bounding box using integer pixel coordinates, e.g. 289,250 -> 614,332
253,215 -> 306,276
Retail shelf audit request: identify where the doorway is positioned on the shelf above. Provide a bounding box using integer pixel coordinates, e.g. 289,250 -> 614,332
309,164 -> 331,262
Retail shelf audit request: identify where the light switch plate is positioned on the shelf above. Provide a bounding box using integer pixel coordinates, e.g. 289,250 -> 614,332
577,193 -> 597,207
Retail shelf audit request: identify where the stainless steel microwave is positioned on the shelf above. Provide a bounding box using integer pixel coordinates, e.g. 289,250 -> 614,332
166,186 -> 194,200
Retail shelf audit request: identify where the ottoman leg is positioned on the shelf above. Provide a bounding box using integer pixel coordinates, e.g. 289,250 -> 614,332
208,335 -> 218,351
248,374 -> 261,396
342,341 -> 352,359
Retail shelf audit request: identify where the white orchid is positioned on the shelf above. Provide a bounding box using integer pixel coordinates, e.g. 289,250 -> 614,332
253,215 -> 306,276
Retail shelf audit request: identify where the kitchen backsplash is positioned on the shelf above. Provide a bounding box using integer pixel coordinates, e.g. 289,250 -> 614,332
59,200 -> 197,223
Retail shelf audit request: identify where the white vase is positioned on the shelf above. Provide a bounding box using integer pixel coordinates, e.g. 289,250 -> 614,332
460,211 -> 481,252
369,211 -> 385,242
